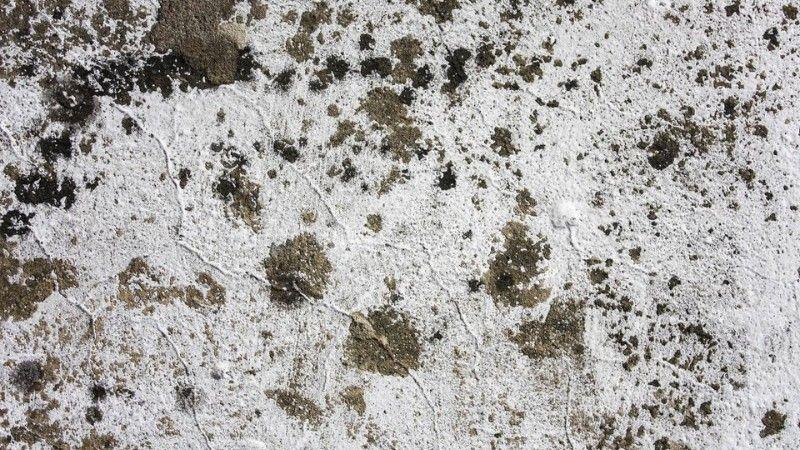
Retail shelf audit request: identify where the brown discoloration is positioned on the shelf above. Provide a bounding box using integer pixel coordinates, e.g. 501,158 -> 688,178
483,221 -> 551,308
285,2 -> 331,62
341,386 -> 366,415
360,88 -> 422,162
117,257 -> 226,309
515,189 -> 537,216
391,36 -> 423,84
509,298 -> 585,360
215,166 -> 263,231
344,306 -> 421,376
267,389 -> 323,425
760,409 -> 786,438
366,214 -> 383,233
407,0 -> 460,23
149,0 -> 248,85
490,127 -> 519,157
0,241 -> 77,321
263,233 -> 333,306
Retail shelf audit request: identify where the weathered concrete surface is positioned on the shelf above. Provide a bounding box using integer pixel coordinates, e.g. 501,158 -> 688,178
1,0 -> 799,448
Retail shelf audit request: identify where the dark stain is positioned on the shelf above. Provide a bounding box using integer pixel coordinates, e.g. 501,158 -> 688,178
509,298 -> 585,360
760,409 -> 786,438
647,131 -> 679,170
1,210 -> 34,237
437,162 -> 456,190
344,305 -> 422,376
263,233 -> 333,306
10,360 -> 45,394
443,48 -> 471,92
360,57 -> 393,78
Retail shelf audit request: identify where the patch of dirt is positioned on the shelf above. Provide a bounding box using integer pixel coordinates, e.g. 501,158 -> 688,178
0,241 -> 77,321
508,298 -> 585,360
490,127 -> 519,157
760,409 -> 786,438
407,0 -> 461,23
263,233 -> 333,306
116,257 -> 226,309
214,165 -> 263,231
341,386 -> 366,415
266,389 -> 323,425
344,305 -> 421,376
359,87 -> 422,162
483,221 -> 551,308
149,0 -> 254,85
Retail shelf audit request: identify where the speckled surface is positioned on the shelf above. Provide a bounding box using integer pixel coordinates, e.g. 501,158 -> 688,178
1,1 -> 799,448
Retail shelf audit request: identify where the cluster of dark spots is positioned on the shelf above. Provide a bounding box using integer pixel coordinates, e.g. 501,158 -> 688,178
390,36 -> 423,84
359,33 -> 375,51
437,162 -> 457,190
483,221 -> 551,308
341,386 -> 366,415
178,168 -> 191,188
90,383 -> 108,402
149,0 -> 259,85
412,64 -> 434,89
407,0 -> 461,23
1,209 -> 34,237
263,233 -> 332,306
365,214 -> 382,232
785,4 -> 799,20
762,27 -> 779,51
443,48 -> 471,92
10,360 -> 45,394
515,189 -> 537,216
175,382 -> 202,412
85,406 -> 103,424
361,57 -> 393,78
273,137 -> 306,163
37,132 -> 72,161
359,87 -> 422,162
647,131 -> 680,170
760,409 -> 786,438
266,389 -> 323,425
273,68 -> 295,90
0,241 -> 77,321
7,170 -> 76,209
344,305 -> 422,376
509,298 -> 585,360
213,156 -> 262,231
116,257 -> 226,309
311,55 -> 350,90
475,42 -> 496,68
490,127 -> 519,157
285,2 -> 331,62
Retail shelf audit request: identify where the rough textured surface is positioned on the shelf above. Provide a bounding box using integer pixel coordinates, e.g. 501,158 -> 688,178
1,0 -> 800,448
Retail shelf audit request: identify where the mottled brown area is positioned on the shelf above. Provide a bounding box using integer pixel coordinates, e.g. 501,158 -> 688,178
263,233 -> 332,306
490,127 -> 519,157
408,0 -> 460,23
267,389 -> 323,425
117,257 -> 226,309
760,409 -> 786,438
341,386 -> 366,415
391,36 -> 423,84
360,87 -> 422,162
483,221 -> 551,308
344,306 -> 421,376
285,2 -> 331,62
149,0 -> 247,85
0,241 -> 77,321
215,166 -> 263,231
509,298 -> 585,360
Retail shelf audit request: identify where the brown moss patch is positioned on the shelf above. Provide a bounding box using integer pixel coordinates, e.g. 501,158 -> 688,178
407,0 -> 460,23
263,233 -> 333,306
214,166 -> 263,231
760,409 -> 786,438
149,0 -> 252,85
0,241 -> 77,321
391,36 -> 423,83
117,257 -> 226,309
341,386 -> 366,415
509,298 -> 585,360
490,127 -> 519,157
483,221 -> 551,308
344,306 -> 421,376
360,88 -> 422,162
266,389 -> 323,425
285,2 -> 331,62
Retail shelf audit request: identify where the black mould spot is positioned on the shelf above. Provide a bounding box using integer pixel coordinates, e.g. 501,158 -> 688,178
326,56 -> 349,80
90,383 -> 108,402
359,33 -> 375,51
274,69 -> 295,90
412,64 -> 434,89
437,162 -> 456,190
38,132 -> 72,161
274,138 -> 304,163
361,57 -> 393,78
647,132 -> 679,170
444,48 -> 471,91
1,210 -> 34,237
15,171 -> 77,209
11,360 -> 45,394
85,406 -> 103,424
